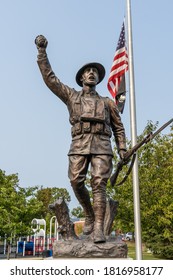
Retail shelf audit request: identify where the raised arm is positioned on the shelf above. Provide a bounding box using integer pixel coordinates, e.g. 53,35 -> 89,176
35,35 -> 73,104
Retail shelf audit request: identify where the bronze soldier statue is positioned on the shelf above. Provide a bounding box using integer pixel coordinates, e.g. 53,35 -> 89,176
35,35 -> 127,243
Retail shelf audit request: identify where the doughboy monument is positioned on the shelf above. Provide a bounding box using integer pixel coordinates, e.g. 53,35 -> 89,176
35,35 -> 128,258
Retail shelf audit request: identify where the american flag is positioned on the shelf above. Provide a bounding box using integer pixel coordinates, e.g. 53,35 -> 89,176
107,21 -> 128,113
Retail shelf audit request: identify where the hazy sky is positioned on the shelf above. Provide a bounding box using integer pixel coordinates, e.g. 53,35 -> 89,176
0,0 -> 173,210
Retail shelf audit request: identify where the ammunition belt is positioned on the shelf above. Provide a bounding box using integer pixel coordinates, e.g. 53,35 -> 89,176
71,122 -> 112,137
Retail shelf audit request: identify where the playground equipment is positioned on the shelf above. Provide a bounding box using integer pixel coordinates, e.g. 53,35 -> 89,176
31,218 -> 46,255
17,241 -> 34,256
47,216 -> 59,250
31,218 -> 46,236
15,217 -> 59,256
1,217 -> 59,257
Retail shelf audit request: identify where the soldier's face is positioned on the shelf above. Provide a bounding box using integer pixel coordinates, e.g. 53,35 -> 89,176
81,67 -> 99,86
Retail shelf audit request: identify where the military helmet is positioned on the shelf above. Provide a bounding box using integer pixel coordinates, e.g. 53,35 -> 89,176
76,62 -> 105,87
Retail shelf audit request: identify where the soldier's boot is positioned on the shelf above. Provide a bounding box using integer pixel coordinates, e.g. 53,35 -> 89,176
93,194 -> 106,243
72,184 -> 95,235
83,212 -> 95,235
93,222 -> 106,243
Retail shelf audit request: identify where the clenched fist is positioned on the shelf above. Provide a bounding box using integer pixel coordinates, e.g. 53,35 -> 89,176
35,35 -> 48,49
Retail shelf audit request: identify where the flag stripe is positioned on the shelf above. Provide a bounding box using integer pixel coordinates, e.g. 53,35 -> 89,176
109,63 -> 128,78
108,55 -> 128,77
112,47 -> 127,60
107,21 -> 128,101
111,56 -> 128,69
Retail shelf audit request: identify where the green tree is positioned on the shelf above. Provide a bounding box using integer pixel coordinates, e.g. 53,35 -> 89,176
0,170 -> 43,238
107,121 -> 173,259
35,186 -> 71,234
0,170 -> 43,258
36,186 -> 71,218
36,187 -> 52,218
50,187 -> 71,203
71,206 -> 85,218
0,170 -> 72,242
139,124 -> 173,259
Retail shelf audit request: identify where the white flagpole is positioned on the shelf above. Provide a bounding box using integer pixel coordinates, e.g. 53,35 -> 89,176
126,0 -> 142,259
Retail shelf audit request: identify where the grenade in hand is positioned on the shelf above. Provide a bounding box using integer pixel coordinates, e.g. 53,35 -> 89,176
35,35 -> 48,49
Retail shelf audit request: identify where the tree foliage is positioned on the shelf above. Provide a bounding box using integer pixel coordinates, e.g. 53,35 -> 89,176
0,170 -> 42,239
107,121 -> 173,259
71,206 -> 85,218
36,186 -> 71,231
0,170 -> 71,239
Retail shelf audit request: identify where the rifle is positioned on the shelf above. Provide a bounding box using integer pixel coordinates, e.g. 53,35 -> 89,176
110,118 -> 173,187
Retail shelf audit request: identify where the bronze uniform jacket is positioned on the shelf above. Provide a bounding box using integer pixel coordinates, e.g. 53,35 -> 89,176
37,50 -> 126,156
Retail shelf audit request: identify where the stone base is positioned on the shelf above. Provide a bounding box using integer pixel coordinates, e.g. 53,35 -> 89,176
53,237 -> 128,258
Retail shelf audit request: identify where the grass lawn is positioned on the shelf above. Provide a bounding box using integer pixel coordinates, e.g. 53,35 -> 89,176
126,241 -> 165,260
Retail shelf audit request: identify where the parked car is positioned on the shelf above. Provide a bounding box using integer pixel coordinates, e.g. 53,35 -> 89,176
122,232 -> 135,241
125,232 -> 133,241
